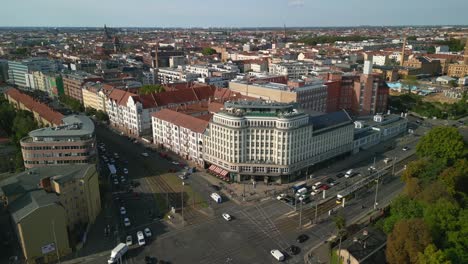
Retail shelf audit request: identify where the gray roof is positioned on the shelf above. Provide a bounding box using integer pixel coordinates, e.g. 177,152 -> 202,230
28,115 -> 94,138
309,110 -> 353,130
9,190 -> 60,223
341,227 -> 387,263
0,165 -> 95,223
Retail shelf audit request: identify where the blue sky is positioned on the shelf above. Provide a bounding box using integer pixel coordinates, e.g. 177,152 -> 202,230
1,0 -> 467,27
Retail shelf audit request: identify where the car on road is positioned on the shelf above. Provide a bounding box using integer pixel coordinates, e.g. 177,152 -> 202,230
123,217 -> 131,227
113,179 -> 119,185
312,182 -> 323,190
320,184 -> 330,190
123,168 -> 128,174
402,146 -> 409,151
311,189 -> 322,196
336,172 -> 345,178
125,235 -> 133,246
270,249 -> 285,261
120,175 -> 126,183
172,161 -> 179,165
141,152 -> 149,157
137,231 -> 146,246
222,213 -> 232,221
120,207 -> 126,215
296,234 -> 309,243
144,227 -> 152,238
114,152 -> 119,159
326,178 -> 336,186
286,245 -> 300,255
276,193 -> 287,200
211,184 -> 221,191
384,158 -> 392,164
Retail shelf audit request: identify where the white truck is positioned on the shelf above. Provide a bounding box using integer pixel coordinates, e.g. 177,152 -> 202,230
108,243 -> 128,264
210,192 -> 222,203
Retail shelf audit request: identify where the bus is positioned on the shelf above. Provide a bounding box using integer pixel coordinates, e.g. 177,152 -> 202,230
292,181 -> 307,193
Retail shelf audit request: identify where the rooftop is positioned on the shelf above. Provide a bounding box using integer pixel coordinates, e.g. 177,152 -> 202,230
340,227 -> 387,263
309,110 -> 353,130
27,115 -> 94,138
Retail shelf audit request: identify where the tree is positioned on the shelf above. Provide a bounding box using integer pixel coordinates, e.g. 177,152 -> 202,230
0,97 -> 16,135
423,198 -> 460,246
59,94 -> 84,113
439,159 -> 468,195
416,126 -> 467,166
333,214 -> 346,263
418,244 -> 451,264
140,84 -> 165,95
383,195 -> 425,233
12,110 -> 37,144
401,75 -> 418,94
201,47 -> 217,56
386,218 -> 432,264
95,110 -> 109,122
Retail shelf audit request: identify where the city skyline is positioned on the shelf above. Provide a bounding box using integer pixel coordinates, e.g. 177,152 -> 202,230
1,0 -> 467,27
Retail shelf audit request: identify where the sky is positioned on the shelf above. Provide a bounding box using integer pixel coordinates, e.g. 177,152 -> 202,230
1,0 -> 467,27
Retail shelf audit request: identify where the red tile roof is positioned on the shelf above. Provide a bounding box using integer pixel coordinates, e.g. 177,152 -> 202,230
5,88 -> 64,126
152,109 -> 209,134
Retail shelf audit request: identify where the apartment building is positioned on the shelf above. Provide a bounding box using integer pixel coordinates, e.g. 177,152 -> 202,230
447,41 -> 468,77
7,58 -> 59,89
62,72 -> 102,103
20,115 -> 96,169
4,88 -> 64,127
82,82 -> 113,112
157,67 -> 200,84
269,62 -> 313,79
152,109 -> 209,166
352,62 -> 389,116
203,101 -> 354,183
229,78 -> 328,113
0,164 -> 101,264
106,85 -> 215,136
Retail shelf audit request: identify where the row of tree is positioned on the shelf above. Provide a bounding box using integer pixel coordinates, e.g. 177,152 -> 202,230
0,97 -> 39,172
382,126 -> 468,264
390,92 -> 468,120
59,94 -> 84,113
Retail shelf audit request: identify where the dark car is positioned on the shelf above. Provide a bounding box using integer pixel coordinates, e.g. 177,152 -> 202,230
211,185 -> 221,191
296,234 -> 309,243
336,172 -> 345,178
320,184 -> 330,190
326,178 -> 336,185
286,245 -> 300,255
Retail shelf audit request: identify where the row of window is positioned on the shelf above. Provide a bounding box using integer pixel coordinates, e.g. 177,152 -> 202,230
22,145 -> 91,150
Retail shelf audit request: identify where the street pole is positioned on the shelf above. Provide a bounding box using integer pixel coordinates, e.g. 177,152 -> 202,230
181,182 -> 184,225
374,173 -> 380,210
373,156 -> 376,168
52,219 -> 61,263
243,181 -> 245,202
299,200 -> 303,229
314,201 -> 318,224
392,157 -> 397,176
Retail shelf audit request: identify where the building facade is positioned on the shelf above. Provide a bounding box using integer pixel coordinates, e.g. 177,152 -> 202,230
7,58 -> 58,89
352,62 -> 389,116
203,101 -> 354,183
62,72 -> 102,103
0,164 -> 101,264
152,109 -> 208,166
20,115 -> 96,169
269,62 -> 312,79
82,82 -> 112,112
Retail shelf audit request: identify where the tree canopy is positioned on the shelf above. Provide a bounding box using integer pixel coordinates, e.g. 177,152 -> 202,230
139,84 -> 166,95
386,218 -> 432,264
416,126 -> 467,166
201,47 -> 217,56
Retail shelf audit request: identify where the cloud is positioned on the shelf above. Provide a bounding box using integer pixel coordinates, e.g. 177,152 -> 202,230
288,0 -> 305,6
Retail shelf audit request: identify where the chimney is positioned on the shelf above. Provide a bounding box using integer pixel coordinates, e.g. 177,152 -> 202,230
363,60 -> 373,75
400,34 -> 407,66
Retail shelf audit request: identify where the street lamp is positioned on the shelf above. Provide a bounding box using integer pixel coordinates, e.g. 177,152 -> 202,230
374,172 -> 380,210
181,181 -> 184,226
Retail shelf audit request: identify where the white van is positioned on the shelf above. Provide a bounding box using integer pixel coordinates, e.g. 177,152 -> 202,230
271,249 -> 285,261
295,187 -> 308,196
312,182 -> 322,190
345,169 -> 354,178
137,231 -> 145,246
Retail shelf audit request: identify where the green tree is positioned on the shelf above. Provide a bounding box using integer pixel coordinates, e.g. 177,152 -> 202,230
201,47 -> 217,56
95,110 -> 109,122
418,244 -> 451,264
59,94 -> 84,113
140,84 -> 166,95
423,198 -> 460,246
416,126 -> 467,166
333,214 -> 346,263
439,159 -> 468,195
401,75 -> 418,94
0,97 -> 16,135
386,218 -> 432,264
383,195 -> 425,233
443,208 -> 468,263
12,110 -> 37,144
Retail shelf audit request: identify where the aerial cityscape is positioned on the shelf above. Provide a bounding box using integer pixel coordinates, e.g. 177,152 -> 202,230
0,1 -> 467,264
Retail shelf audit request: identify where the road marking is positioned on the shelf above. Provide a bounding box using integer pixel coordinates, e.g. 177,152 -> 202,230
287,212 -> 299,218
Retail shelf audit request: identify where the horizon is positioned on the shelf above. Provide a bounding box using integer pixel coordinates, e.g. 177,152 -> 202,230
1,0 -> 467,28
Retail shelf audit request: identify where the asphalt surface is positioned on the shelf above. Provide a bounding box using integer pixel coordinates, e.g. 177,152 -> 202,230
65,117 -> 468,264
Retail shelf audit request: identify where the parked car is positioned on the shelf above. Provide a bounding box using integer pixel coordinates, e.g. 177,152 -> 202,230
125,235 -> 133,246
320,184 -> 330,190
326,178 -> 336,186
137,231 -> 146,246
402,146 -> 409,151
123,168 -> 128,174
296,234 -> 309,243
120,207 -> 126,215
222,213 -> 232,221
336,172 -> 345,178
123,217 -> 131,227
144,228 -> 152,238
141,153 -> 149,157
276,193 -> 287,200
286,245 -> 300,255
